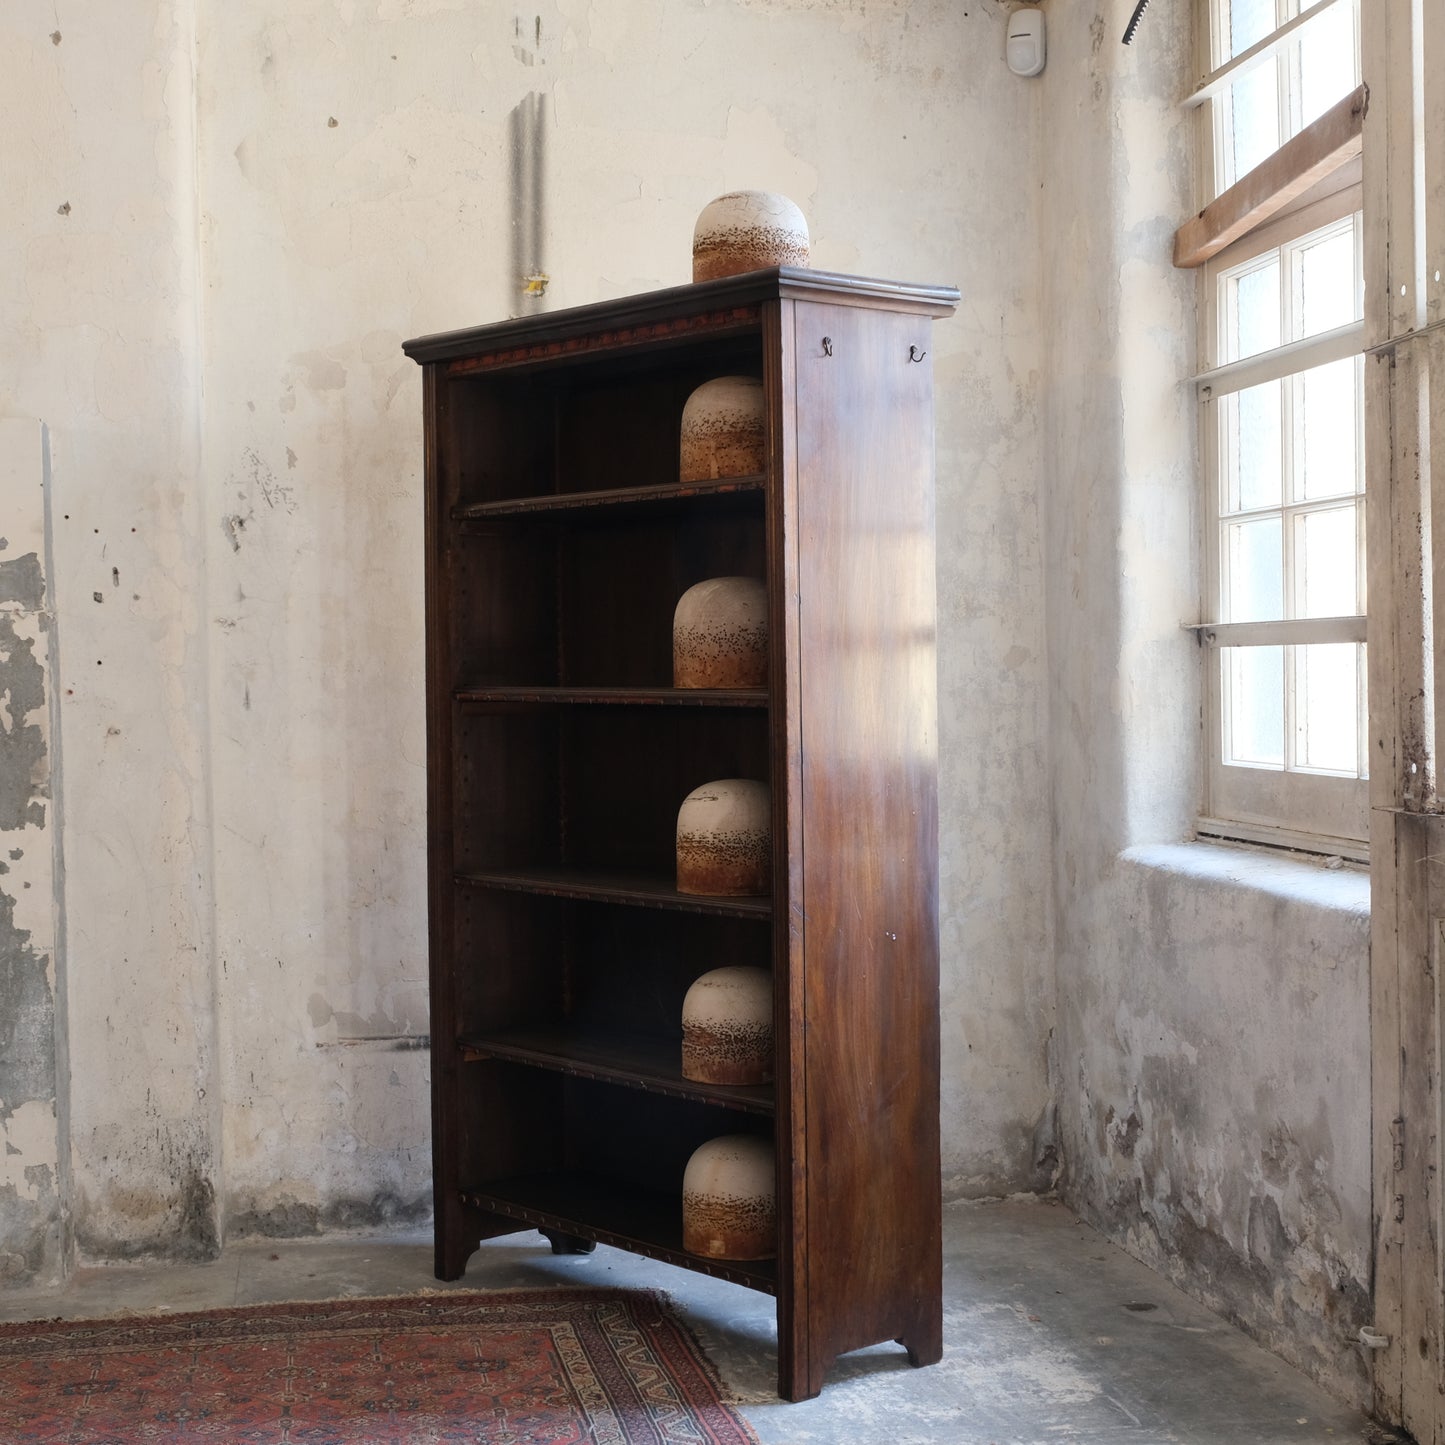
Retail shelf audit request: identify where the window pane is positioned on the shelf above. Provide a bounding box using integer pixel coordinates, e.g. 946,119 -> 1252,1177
1225,516 -> 1284,621
1224,381 -> 1283,512
1295,505 -> 1358,617
1294,642 -> 1359,772
1226,258 -> 1282,360
1291,226 -> 1358,339
1226,645 -> 1285,767
1296,357 -> 1359,500
1227,0 -> 1278,57
1299,2 -> 1357,127
1228,59 -> 1282,181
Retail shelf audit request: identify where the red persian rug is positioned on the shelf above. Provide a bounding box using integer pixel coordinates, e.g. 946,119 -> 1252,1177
0,1288 -> 759,1444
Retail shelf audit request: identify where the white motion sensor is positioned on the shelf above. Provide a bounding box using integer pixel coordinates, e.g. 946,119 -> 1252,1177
1006,6 -> 1046,77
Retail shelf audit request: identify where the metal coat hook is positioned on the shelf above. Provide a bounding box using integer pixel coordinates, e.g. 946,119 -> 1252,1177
822,336 -> 833,357
908,345 -> 926,363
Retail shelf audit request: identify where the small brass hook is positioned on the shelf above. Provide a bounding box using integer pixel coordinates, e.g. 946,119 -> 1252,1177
908,345 -> 926,363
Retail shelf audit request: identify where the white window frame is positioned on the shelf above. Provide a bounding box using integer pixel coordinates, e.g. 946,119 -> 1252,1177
1190,0 -> 1368,859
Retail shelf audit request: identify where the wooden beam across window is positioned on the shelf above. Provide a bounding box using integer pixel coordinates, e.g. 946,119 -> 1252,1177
1174,84 -> 1368,269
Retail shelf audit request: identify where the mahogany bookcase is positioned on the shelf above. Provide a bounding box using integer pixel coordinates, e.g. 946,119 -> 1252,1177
403,267 -> 958,1400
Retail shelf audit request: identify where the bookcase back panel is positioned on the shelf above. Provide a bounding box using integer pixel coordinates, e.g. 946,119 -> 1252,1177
454,1066 -> 773,1210
450,529 -> 559,685
452,711 -> 563,872
456,1062 -> 566,1183
566,906 -> 771,1040
562,1079 -> 772,1192
447,340 -> 761,507
442,378 -> 549,510
453,891 -> 568,1031
557,511 -> 766,687
449,510 -> 765,690
452,707 -> 768,877
560,708 -> 770,873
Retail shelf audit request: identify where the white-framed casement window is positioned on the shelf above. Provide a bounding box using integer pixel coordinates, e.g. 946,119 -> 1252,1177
1187,0 -> 1367,856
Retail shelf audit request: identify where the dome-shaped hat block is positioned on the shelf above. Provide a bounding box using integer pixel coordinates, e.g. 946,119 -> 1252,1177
673,576 -> 768,689
676,779 -> 771,897
679,376 -> 765,483
692,190 -> 810,283
682,1135 -> 776,1260
682,966 -> 773,1085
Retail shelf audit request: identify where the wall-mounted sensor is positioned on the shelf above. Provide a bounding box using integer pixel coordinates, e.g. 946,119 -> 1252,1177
1007,7 -> 1046,76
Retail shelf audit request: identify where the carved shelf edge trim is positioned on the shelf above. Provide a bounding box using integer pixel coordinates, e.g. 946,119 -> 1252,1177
452,475 -> 765,521
454,686 -> 768,710
441,306 -> 762,376
401,268 -> 961,366
454,868 -> 773,919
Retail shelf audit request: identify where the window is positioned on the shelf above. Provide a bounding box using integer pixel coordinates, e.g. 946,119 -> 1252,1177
1189,0 -> 1366,854
1211,0 -> 1360,190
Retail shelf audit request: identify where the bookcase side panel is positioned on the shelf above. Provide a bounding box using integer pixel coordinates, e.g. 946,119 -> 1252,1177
789,300 -> 944,1382
424,368 -> 530,1276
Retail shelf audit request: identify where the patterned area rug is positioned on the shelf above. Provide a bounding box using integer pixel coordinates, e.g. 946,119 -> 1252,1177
0,1288 -> 759,1444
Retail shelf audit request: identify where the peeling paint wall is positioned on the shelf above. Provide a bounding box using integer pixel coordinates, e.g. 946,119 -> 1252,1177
1040,2 -> 1373,1408
1068,850 -> 1371,1403
0,422 -> 66,1286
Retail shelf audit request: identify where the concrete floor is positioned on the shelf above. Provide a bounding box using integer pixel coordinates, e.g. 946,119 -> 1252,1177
0,1199 -> 1375,1444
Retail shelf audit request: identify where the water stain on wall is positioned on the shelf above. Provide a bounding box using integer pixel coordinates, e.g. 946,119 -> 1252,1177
229,1188 -> 430,1240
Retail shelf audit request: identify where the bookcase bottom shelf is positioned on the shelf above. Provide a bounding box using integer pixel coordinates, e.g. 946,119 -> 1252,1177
459,1171 -> 778,1294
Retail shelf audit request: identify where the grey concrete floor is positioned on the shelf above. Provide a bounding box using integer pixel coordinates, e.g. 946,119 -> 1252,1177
0,1199 -> 1374,1444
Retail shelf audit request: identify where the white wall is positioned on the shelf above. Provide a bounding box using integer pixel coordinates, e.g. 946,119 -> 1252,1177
0,0 -> 1055,1266
197,0 -> 1054,1224
1,1 -> 218,1262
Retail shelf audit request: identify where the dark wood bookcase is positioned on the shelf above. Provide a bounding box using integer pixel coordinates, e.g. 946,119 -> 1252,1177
403,267 -> 958,1400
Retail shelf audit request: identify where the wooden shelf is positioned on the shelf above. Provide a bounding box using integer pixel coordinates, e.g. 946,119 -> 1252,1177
453,475 -> 764,523
455,685 -> 767,710
459,1027 -> 774,1116
454,867 -> 772,919
460,1171 -> 777,1294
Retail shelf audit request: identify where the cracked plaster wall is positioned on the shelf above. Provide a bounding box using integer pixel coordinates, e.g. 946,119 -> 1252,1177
2,0 -> 1056,1269
1039,2 -> 1372,1409
198,0 -> 1052,1223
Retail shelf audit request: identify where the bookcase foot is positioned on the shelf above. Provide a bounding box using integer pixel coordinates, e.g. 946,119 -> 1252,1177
896,1323 -> 943,1369
541,1229 -> 597,1256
